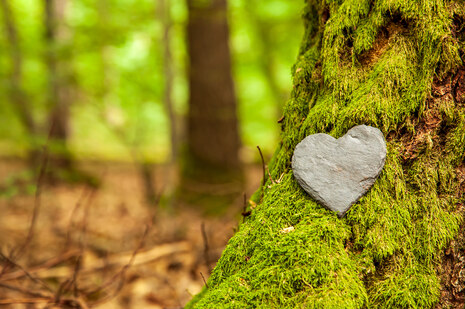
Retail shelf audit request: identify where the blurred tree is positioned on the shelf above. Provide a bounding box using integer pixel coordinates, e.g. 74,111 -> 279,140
187,0 -> 465,307
181,0 -> 243,209
0,0 -> 39,165
43,0 -> 75,178
159,0 -> 179,163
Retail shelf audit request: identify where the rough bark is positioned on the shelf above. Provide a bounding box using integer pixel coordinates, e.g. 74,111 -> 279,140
181,0 -> 243,207
187,0 -> 465,307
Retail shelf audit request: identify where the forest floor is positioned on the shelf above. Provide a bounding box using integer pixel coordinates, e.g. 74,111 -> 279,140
0,159 -> 262,308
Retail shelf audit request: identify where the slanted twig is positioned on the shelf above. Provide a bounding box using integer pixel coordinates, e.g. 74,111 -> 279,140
15,146 -> 48,258
200,272 -> 209,289
200,222 -> 211,272
0,297 -> 50,305
0,252 -> 53,293
58,184 -> 97,303
65,186 -> 96,250
257,146 -> 266,201
0,249 -> 78,281
0,126 -> 51,278
0,282 -> 51,298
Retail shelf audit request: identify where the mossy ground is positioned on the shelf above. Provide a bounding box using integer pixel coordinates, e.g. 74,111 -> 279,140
187,0 -> 465,307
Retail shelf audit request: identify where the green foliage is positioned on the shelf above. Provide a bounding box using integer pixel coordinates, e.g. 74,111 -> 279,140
0,0 -> 302,161
231,0 -> 303,155
68,0 -> 179,161
188,0 -> 465,307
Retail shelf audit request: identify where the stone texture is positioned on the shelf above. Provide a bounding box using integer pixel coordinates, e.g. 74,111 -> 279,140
292,125 -> 387,218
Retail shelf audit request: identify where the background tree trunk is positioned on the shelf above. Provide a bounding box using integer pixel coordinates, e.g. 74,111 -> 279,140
187,0 -> 465,307
159,0 -> 178,163
0,0 -> 40,166
181,0 -> 243,209
44,0 -> 74,177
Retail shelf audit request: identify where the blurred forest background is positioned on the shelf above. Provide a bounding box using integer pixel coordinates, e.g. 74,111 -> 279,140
0,0 -> 303,308
0,0 -> 300,166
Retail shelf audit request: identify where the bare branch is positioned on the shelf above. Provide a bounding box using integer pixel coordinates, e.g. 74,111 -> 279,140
0,250 -> 78,281
0,252 -> 53,293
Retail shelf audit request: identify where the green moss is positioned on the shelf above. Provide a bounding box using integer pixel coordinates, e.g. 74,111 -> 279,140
187,0 -> 464,307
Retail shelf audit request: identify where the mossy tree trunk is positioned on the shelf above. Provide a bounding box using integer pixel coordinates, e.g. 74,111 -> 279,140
187,0 -> 465,308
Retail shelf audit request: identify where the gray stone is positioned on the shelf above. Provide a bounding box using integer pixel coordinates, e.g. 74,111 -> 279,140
292,125 -> 387,218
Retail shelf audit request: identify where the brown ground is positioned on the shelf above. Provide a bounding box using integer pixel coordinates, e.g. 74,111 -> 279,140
0,159 -> 262,308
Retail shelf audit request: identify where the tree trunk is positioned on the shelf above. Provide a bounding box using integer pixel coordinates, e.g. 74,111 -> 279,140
44,0 -> 74,176
187,0 -> 465,308
181,0 -> 243,208
158,0 -> 179,163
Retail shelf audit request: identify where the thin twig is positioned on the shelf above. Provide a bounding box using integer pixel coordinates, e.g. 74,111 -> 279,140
0,297 -> 50,305
0,132 -> 50,278
256,146 -> 266,201
65,187 -> 94,250
15,146 -> 48,255
21,136 -> 50,251
200,222 -> 211,272
200,272 -> 209,288
10,242 -> 190,280
60,187 -> 97,302
71,255 -> 82,298
54,256 -> 81,304
78,187 -> 96,252
0,282 -> 51,298
85,215 -> 153,298
0,252 -> 53,293
54,278 -> 72,305
0,249 -> 78,281
266,166 -> 276,185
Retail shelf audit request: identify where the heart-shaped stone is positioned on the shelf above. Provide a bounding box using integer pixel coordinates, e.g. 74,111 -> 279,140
292,125 -> 387,218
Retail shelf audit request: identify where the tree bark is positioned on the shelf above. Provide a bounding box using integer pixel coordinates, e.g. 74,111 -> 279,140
187,0 -> 465,307
181,0 -> 243,207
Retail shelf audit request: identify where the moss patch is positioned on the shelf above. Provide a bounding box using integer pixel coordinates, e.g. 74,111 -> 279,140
187,0 -> 465,307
